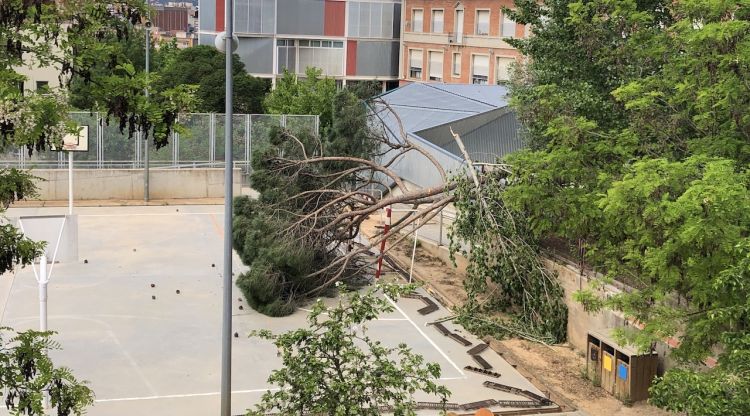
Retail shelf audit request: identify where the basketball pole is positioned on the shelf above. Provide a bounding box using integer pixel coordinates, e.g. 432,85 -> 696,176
39,254 -> 48,332
68,151 -> 73,215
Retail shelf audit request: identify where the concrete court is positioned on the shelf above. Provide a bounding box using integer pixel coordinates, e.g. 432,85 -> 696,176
0,205 -> 542,415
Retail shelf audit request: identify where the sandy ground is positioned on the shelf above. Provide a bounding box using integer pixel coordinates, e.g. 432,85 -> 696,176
362,214 -> 678,416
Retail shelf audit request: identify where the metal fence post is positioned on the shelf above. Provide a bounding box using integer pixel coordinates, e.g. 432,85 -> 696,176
209,113 -> 216,164
249,114 -> 254,173
245,114 -> 250,167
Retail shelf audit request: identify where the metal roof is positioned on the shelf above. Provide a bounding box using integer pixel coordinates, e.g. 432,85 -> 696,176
369,83 -> 523,187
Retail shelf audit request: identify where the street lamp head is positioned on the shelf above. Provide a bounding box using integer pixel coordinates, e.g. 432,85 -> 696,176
214,32 -> 239,53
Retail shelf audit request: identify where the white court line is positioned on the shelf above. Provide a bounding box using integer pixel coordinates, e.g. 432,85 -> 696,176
296,307 -> 407,321
79,213 -> 220,217
95,388 -> 279,403
95,376 -> 465,404
385,296 -> 466,378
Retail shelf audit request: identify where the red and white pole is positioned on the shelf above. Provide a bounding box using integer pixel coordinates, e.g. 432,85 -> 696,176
375,207 -> 392,279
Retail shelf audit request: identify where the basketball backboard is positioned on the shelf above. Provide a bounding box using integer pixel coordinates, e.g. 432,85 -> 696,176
51,126 -> 89,152
14,215 -> 78,263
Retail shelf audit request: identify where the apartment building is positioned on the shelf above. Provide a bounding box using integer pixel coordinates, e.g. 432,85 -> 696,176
198,0 -> 402,90
400,0 -> 525,85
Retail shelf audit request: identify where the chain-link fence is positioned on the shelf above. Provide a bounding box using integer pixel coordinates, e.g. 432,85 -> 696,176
1,113 -> 319,176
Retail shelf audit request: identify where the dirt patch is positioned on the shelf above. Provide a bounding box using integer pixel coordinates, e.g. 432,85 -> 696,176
361,213 -> 679,415
499,339 -> 677,416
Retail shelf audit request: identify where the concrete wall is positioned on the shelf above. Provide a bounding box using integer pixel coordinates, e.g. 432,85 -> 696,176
543,257 -> 628,352
30,169 -> 241,200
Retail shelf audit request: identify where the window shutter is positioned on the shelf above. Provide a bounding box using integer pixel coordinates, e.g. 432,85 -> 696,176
473,55 -> 489,76
410,50 -> 423,69
429,51 -> 443,78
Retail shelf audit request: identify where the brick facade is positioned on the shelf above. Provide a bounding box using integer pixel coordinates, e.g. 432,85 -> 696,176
401,0 -> 525,85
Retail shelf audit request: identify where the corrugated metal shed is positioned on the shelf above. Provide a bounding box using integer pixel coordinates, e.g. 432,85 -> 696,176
369,83 -> 523,187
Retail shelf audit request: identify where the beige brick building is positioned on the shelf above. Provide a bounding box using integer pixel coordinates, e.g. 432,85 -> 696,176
400,0 -> 525,85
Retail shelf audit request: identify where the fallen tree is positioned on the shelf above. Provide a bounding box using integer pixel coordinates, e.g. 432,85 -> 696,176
233,94 -> 568,343
233,94 -> 455,315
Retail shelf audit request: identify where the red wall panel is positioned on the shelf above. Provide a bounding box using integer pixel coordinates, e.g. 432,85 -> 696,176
216,0 -> 225,32
324,0 -> 345,37
346,40 -> 357,76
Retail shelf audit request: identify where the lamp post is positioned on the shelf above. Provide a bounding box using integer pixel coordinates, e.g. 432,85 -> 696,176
215,19 -> 238,416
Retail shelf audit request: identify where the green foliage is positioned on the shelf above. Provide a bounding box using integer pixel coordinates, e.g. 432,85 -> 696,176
347,80 -> 383,100
233,197 -> 331,316
155,45 -> 270,114
247,283 -> 450,415
0,1 -> 196,149
450,174 -> 567,344
649,330 -> 750,415
234,89 -> 381,315
0,329 -> 94,416
506,0 -> 750,411
325,89 -> 379,168
264,67 -> 337,132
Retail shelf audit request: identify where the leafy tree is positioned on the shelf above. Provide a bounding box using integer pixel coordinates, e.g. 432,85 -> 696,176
264,67 -> 337,132
155,45 -> 270,114
347,80 -> 383,100
502,0 -> 750,411
0,329 -> 94,416
247,284 -> 450,415
1,1 -> 193,413
68,29 -> 184,111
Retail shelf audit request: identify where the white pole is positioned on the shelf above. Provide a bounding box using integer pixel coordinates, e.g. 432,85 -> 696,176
39,254 -> 48,332
438,209 -> 443,246
409,220 -> 419,283
68,151 -> 73,215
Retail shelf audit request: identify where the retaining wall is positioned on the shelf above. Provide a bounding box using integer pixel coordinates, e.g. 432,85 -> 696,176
29,168 -> 241,200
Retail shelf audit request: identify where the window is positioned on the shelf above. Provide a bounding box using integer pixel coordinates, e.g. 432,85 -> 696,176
277,39 -> 297,74
476,10 -> 489,35
36,81 -> 49,92
501,11 -> 515,38
454,9 -> 464,42
452,53 -> 461,76
409,49 -> 423,79
235,0 -> 275,34
17,81 -> 24,94
471,55 -> 489,84
349,2 -> 395,38
431,9 -> 444,33
428,51 -> 443,81
298,39 -> 345,76
496,57 -> 515,82
412,9 -> 423,32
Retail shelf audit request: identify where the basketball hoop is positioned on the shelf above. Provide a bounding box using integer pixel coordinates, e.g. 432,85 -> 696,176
51,125 -> 90,214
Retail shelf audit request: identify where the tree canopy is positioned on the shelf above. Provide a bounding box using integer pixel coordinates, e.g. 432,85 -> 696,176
155,45 -> 269,114
1,1 -> 194,413
501,0 -> 750,412
247,284 -> 450,415
264,67 -> 337,132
